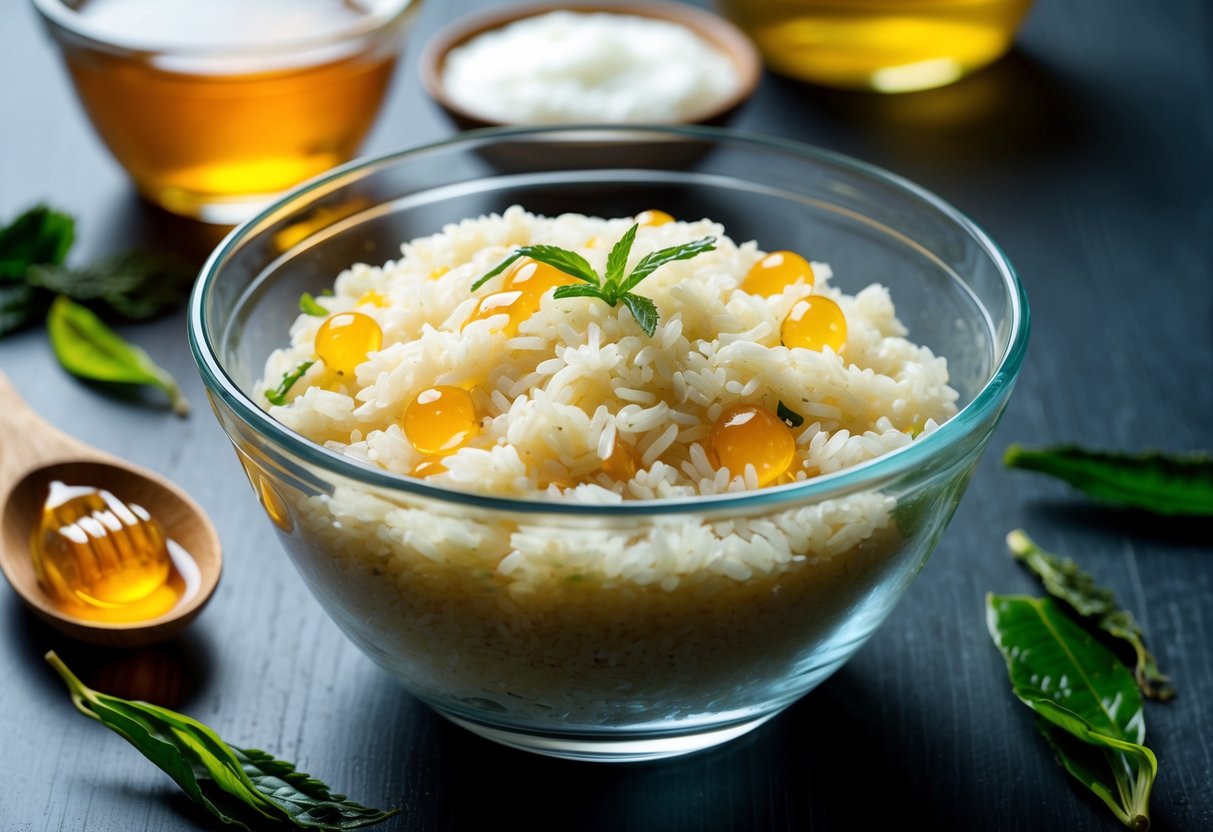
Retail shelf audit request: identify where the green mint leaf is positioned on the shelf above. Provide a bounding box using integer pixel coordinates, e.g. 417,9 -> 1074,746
27,250 -> 195,321
512,245 -> 599,286
620,293 -> 658,337
1004,444 -> 1213,516
300,292 -> 328,316
47,296 -> 190,416
473,244 -> 600,292
622,236 -> 716,293
472,250 -> 526,291
0,281 -> 48,337
265,360 -> 315,406
986,595 -> 1156,831
0,205 -> 74,282
777,401 -> 805,428
604,223 -> 639,289
551,284 -> 606,301
1007,530 -> 1173,701
45,652 -> 400,831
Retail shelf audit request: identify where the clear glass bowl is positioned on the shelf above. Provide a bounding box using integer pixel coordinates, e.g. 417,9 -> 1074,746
189,126 -> 1028,762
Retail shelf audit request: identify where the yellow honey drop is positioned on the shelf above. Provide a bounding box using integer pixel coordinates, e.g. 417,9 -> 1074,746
503,258 -> 577,296
32,482 -> 176,613
636,209 -> 674,227
403,386 -> 479,455
315,311 -> 382,376
356,290 -> 388,308
781,296 -> 847,352
708,405 -> 796,487
462,290 -> 539,336
409,457 -> 448,478
741,251 -> 815,297
601,441 -> 641,481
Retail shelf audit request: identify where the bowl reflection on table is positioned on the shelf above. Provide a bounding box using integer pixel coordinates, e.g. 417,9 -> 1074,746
189,126 -> 1028,762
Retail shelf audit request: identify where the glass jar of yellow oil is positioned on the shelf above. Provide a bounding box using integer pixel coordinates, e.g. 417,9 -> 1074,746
716,0 -> 1034,93
33,0 -> 421,223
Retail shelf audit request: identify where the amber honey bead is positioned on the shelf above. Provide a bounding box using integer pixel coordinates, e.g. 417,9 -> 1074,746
636,209 -> 674,227
741,251 -> 815,297
601,441 -> 641,480
409,457 -> 449,478
315,311 -> 383,375
781,296 -> 847,352
708,405 -> 796,487
503,258 -> 577,295
403,386 -> 479,455
462,290 -> 539,336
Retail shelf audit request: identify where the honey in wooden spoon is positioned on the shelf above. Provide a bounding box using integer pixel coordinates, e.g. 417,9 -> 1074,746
31,481 -> 200,623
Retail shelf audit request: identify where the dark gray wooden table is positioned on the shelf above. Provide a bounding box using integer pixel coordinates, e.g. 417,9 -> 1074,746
2,1 -> 1210,830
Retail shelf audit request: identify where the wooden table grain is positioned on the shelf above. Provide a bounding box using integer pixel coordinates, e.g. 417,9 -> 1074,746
2,1 -> 1210,830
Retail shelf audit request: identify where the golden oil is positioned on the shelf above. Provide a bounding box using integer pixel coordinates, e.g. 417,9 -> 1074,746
717,0 -> 1034,92
47,0 -> 414,222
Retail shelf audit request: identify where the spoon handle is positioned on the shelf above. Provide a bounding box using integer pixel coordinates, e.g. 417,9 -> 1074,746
0,371 -> 108,494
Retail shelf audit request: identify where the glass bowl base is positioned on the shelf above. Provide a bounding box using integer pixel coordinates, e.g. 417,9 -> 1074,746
442,711 -> 782,763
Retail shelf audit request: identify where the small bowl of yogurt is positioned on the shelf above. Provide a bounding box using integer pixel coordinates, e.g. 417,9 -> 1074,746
420,2 -> 761,129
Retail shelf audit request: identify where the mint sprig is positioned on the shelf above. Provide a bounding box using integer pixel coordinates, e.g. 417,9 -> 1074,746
473,224 -> 716,337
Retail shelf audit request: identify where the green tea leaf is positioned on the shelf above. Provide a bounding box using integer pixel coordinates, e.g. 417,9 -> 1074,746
986,594 -> 1156,830
265,361 -> 315,406
300,293 -> 328,317
1007,530 -> 1173,701
45,652 -> 400,831
622,236 -> 716,293
604,223 -> 638,289
27,250 -> 195,321
620,293 -> 658,337
777,401 -> 805,428
233,747 -> 397,829
47,295 -> 190,416
1004,444 -> 1213,516
0,205 -> 74,282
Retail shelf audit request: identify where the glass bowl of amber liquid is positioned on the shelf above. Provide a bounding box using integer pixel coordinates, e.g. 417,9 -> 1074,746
716,0 -> 1035,92
32,0 -> 421,224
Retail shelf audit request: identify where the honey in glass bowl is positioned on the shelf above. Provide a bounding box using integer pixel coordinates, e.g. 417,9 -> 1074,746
717,0 -> 1034,93
33,0 -> 420,223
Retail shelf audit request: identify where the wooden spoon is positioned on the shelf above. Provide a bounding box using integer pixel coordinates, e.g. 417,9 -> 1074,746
0,371 -> 221,647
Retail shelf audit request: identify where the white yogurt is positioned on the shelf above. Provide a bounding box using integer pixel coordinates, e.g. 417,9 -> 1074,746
441,11 -> 741,124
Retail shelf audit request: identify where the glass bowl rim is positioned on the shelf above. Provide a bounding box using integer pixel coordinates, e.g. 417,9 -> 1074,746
188,124 -> 1030,517
30,0 -> 420,59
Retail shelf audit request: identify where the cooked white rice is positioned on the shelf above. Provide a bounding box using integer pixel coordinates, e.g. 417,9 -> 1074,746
257,206 -> 958,723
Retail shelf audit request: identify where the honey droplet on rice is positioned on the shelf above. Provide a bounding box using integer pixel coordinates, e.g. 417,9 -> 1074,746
403,386 -> 479,455
781,296 -> 847,352
410,457 -> 448,478
315,311 -> 383,375
503,258 -> 577,296
601,442 -> 641,481
708,405 -> 796,487
636,209 -> 674,227
462,290 -> 539,336
741,251 -> 815,297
